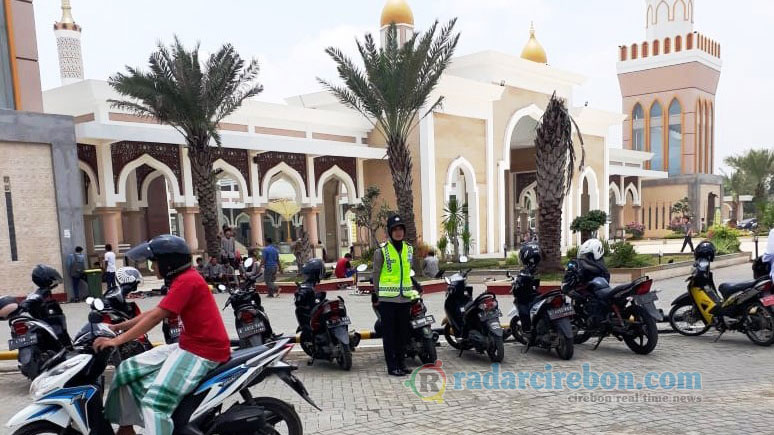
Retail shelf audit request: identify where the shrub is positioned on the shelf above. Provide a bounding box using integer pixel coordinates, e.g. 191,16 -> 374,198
566,245 -> 579,259
570,210 -> 608,235
505,252 -> 520,266
606,241 -> 649,268
707,224 -> 741,255
436,235 -> 449,261
625,222 -> 645,239
667,220 -> 685,234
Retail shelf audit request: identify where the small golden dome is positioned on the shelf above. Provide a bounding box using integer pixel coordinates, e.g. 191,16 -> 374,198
520,23 -> 548,64
380,0 -> 414,27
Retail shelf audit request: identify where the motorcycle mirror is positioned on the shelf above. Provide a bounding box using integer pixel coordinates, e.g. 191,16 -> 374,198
218,284 -> 227,291
85,296 -> 94,306
92,298 -> 105,311
459,256 -> 469,263
356,264 -> 368,272
243,258 -> 254,269
410,270 -> 416,277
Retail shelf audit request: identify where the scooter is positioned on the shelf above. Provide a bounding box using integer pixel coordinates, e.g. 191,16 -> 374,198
95,280 -> 154,364
6,298 -> 320,435
223,257 -> 275,348
505,266 -> 574,360
441,256 -> 505,363
363,264 -> 438,364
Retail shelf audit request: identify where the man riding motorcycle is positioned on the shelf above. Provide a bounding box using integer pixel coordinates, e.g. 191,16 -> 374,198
93,234 -> 231,435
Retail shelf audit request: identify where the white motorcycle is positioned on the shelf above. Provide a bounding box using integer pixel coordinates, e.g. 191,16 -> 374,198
7,298 -> 319,435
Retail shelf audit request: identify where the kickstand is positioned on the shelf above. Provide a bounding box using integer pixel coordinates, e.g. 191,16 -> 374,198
592,335 -> 605,350
307,358 -> 315,366
458,347 -> 464,357
713,330 -> 725,343
521,344 -> 531,354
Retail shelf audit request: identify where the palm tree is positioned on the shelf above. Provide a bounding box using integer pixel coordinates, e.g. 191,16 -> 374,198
109,37 -> 263,257
535,93 -> 584,272
319,21 -> 460,245
724,149 -> 774,221
722,169 -> 747,225
441,197 -> 468,261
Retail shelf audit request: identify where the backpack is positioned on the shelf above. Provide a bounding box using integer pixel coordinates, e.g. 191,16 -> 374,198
69,253 -> 86,278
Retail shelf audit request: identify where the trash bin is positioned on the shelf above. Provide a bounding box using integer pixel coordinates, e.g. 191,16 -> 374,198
84,269 -> 103,298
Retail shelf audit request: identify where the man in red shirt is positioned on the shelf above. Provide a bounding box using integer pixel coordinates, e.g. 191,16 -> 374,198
334,253 -> 354,279
94,235 -> 230,435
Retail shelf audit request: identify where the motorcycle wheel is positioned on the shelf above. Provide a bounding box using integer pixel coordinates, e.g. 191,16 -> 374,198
419,336 -> 437,364
622,305 -> 659,355
668,303 -> 710,336
509,317 -> 528,345
443,323 -> 463,349
249,397 -> 303,435
486,334 -> 505,363
337,343 -> 353,371
572,316 -> 593,345
744,302 -> 774,346
12,421 -> 70,435
555,333 -> 574,360
247,334 -> 264,348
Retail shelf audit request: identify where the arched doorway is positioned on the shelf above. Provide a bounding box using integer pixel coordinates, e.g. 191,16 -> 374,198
319,178 -> 353,261
444,157 -> 480,255
265,174 -> 302,244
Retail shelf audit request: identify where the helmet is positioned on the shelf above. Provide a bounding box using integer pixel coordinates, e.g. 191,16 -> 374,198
116,267 -> 143,287
386,214 -> 406,238
519,243 -> 541,267
301,258 -> 325,284
32,264 -> 63,289
578,238 -> 605,261
126,234 -> 191,279
694,241 -> 716,262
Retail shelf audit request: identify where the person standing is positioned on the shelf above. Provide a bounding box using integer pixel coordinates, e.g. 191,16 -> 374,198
373,214 -> 417,377
680,216 -> 695,253
423,249 -> 440,278
103,243 -> 117,290
220,227 -> 237,268
260,238 -> 282,297
66,246 -> 87,302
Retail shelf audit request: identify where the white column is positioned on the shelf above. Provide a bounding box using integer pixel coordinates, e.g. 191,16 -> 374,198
497,161 -> 506,255
180,147 -> 196,207
356,158 -> 365,199
248,150 -> 262,206
486,108 -> 495,254
306,155 -> 317,206
419,113 -> 437,247
95,142 -> 117,207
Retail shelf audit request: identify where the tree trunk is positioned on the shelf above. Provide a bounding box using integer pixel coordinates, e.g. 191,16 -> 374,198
387,139 -> 418,245
189,150 -> 220,259
538,199 -> 564,272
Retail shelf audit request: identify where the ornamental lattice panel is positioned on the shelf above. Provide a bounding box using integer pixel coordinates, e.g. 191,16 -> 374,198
111,141 -> 183,194
253,152 -> 308,196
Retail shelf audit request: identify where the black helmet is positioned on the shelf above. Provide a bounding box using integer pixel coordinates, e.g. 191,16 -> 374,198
301,258 -> 325,284
32,264 -> 63,289
519,243 -> 541,268
386,214 -> 406,238
694,241 -> 716,262
126,234 -> 191,279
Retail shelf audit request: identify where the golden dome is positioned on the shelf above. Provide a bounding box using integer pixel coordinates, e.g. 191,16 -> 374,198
520,23 -> 547,64
380,0 -> 414,27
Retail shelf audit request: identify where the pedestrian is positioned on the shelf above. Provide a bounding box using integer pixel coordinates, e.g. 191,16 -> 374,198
680,216 -> 694,253
66,246 -> 87,302
103,243 -> 117,290
319,240 -> 327,262
293,230 -> 313,274
220,227 -> 237,268
423,249 -> 440,278
203,257 -> 225,286
260,237 -> 282,297
334,253 -> 354,278
373,214 -> 417,377
94,234 -> 230,435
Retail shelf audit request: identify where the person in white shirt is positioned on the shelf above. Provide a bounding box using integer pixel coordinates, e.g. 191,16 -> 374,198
103,243 -> 117,289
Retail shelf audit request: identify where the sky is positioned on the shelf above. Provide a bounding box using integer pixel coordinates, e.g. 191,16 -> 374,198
32,0 -> 774,173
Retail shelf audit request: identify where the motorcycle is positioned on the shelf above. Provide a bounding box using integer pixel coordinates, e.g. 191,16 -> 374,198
505,266 -> 574,360
222,257 -> 275,348
294,282 -> 357,370
1,287 -> 72,381
441,256 -> 505,363
668,257 -> 774,345
563,260 -> 661,355
6,297 -> 319,435
363,264 -> 438,364
95,281 -> 154,363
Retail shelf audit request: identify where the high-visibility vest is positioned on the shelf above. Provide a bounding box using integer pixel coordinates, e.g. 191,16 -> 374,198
378,242 -> 417,300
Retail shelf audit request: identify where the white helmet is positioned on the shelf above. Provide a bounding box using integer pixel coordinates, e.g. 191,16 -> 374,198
116,266 -> 143,287
578,238 -> 605,261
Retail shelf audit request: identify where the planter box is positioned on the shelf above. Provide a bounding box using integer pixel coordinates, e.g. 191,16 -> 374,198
255,277 -> 354,294
356,279 -> 447,295
609,252 -> 750,282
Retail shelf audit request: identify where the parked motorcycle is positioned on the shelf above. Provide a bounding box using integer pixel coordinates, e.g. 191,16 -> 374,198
441,256 -> 505,363
222,257 -> 275,348
1,272 -> 72,380
364,264 -> 438,364
668,242 -> 774,345
6,298 -> 319,435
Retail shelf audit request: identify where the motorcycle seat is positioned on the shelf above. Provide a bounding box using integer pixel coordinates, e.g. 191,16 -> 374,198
201,345 -> 270,381
718,280 -> 758,298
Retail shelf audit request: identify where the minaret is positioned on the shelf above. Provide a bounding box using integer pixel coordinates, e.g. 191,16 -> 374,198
54,0 -> 84,85
380,0 -> 414,46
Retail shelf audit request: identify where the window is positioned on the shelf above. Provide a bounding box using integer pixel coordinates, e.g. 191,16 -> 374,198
0,1 -> 15,109
649,102 -> 664,171
632,104 -> 645,151
668,99 -> 682,175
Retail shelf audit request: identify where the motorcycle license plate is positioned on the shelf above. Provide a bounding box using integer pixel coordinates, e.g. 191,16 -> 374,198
410,315 -> 435,328
168,327 -> 182,339
761,295 -> 774,307
548,305 -> 575,320
634,292 -> 658,304
8,334 -> 37,350
237,321 -> 266,338
479,309 -> 502,321
327,316 -> 351,327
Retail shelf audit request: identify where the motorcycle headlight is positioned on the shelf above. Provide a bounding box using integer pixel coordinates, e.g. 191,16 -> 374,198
30,354 -> 90,400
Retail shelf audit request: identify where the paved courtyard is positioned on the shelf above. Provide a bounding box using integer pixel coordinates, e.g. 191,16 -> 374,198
1,263 -> 773,434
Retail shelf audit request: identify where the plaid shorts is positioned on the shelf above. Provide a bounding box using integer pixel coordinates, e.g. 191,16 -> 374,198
105,344 -> 218,434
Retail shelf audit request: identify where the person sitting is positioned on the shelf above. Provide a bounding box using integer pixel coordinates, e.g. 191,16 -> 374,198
203,257 -> 225,286
195,257 -> 205,276
423,250 -> 440,278
241,249 -> 261,281
334,253 -> 354,279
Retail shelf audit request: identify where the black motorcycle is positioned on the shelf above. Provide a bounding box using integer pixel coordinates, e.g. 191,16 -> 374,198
96,282 -> 154,363
222,257 -> 274,348
441,257 -> 505,363
1,287 -> 71,380
563,260 -> 660,355
505,266 -> 574,360
294,282 -> 357,370
367,266 -> 438,364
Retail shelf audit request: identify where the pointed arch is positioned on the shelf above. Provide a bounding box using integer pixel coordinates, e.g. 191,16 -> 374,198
444,156 -> 481,256
213,158 -> 250,203
316,165 -> 359,205
261,162 -> 308,204
138,170 -> 163,208
609,182 -> 623,206
656,0 -> 671,23
649,100 -> 664,171
519,181 -> 537,210
624,183 -> 641,206
688,0 -> 694,22
673,0 -> 687,21
577,166 -> 600,214
116,154 -> 183,203
647,5 -> 654,27
502,104 -> 544,164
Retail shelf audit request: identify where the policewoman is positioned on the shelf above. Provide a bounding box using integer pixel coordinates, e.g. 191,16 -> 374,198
373,214 -> 418,376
